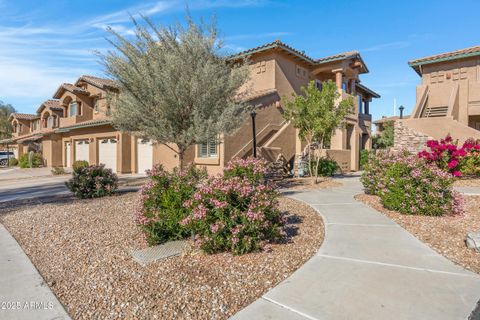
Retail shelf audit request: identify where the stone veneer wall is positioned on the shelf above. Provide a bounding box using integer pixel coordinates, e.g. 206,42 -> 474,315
392,120 -> 432,153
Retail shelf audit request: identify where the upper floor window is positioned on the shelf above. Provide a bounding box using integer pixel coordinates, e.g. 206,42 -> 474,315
69,102 -> 77,117
198,136 -> 218,158
13,123 -> 17,133
47,116 -> 54,128
94,98 -> 99,113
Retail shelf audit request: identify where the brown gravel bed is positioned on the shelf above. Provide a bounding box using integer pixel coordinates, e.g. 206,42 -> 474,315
278,177 -> 343,190
355,194 -> 480,273
0,193 -> 323,319
454,178 -> 480,187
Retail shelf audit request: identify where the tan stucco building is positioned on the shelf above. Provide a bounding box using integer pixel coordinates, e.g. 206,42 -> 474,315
391,45 -> 480,151
1,41 -> 379,174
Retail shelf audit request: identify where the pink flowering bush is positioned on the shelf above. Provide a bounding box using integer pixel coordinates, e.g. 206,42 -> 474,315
183,158 -> 285,255
418,136 -> 480,177
66,164 -> 118,199
361,151 -> 463,216
223,157 -> 269,185
135,165 -> 207,245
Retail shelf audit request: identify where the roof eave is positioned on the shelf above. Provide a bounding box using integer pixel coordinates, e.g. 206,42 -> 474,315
408,50 -> 480,75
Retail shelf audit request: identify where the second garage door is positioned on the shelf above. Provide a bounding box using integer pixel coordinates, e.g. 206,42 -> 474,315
75,140 -> 89,163
137,138 -> 153,174
99,138 -> 117,172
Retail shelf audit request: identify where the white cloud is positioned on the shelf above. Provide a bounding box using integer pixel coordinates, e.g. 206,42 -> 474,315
361,41 -> 411,52
0,0 -> 269,112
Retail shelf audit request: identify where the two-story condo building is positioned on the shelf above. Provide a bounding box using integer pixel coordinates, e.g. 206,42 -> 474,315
1,41 -> 379,174
392,45 -> 480,152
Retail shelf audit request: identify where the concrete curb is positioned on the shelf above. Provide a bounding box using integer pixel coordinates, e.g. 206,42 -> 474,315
0,223 -> 71,320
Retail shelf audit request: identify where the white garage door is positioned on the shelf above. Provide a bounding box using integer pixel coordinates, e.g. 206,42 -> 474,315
99,138 -> 117,172
137,138 -> 153,174
65,142 -> 71,167
75,140 -> 89,163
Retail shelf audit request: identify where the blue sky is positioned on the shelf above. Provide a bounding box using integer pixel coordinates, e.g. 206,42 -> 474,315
1,0 -> 479,121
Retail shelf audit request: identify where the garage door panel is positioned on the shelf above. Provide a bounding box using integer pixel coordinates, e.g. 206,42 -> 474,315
99,138 -> 117,172
75,140 -> 89,163
137,138 -> 153,174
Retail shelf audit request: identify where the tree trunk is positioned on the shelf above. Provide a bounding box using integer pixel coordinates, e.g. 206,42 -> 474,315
178,148 -> 185,171
313,140 -> 324,184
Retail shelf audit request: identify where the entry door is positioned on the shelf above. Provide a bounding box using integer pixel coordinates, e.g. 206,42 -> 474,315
136,138 -> 153,174
75,140 -> 90,163
65,142 -> 71,167
99,138 -> 117,172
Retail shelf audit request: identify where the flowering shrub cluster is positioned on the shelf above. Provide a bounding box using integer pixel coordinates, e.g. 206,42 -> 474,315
66,164 -> 118,199
223,157 -> 269,184
182,176 -> 284,255
135,165 -> 207,245
136,157 -> 285,254
362,151 -> 463,216
418,136 -> 480,176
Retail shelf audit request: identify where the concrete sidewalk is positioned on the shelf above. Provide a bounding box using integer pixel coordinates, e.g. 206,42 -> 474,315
232,177 -> 480,320
455,186 -> 480,196
0,223 -> 70,319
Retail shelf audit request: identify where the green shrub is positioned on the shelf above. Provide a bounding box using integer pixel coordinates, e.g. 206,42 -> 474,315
8,158 -> 18,166
18,153 -> 43,168
361,151 -> 463,216
223,157 -> 268,185
308,157 -> 338,177
65,164 -> 118,199
462,155 -> 480,176
360,149 -> 370,170
183,161 -> 284,255
72,160 -> 89,172
135,165 -> 207,245
51,167 -> 66,175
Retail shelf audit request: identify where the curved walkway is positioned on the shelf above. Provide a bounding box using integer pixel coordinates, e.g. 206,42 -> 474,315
232,177 -> 480,320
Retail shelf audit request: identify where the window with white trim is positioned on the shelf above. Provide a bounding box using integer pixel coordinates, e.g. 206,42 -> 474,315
69,102 -> 77,117
198,136 -> 218,158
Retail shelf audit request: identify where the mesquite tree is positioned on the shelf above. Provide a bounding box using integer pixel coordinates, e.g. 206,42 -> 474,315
0,102 -> 15,139
100,16 -> 250,168
283,80 -> 354,183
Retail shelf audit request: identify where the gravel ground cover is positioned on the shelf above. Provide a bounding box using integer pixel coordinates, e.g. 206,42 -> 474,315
355,194 -> 480,274
454,178 -> 480,187
0,193 -> 323,319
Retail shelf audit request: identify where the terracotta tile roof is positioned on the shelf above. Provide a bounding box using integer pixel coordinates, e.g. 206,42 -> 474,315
356,83 -> 380,98
16,133 -> 44,143
315,50 -> 359,63
53,83 -> 90,98
55,118 -> 112,132
9,113 -> 39,121
36,99 -> 63,113
228,40 -> 315,64
0,138 -> 14,144
228,40 -> 369,73
76,75 -> 119,90
409,45 -> 480,74
409,45 -> 480,65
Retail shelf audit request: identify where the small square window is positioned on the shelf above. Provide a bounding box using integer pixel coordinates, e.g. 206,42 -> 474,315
198,136 -> 218,158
